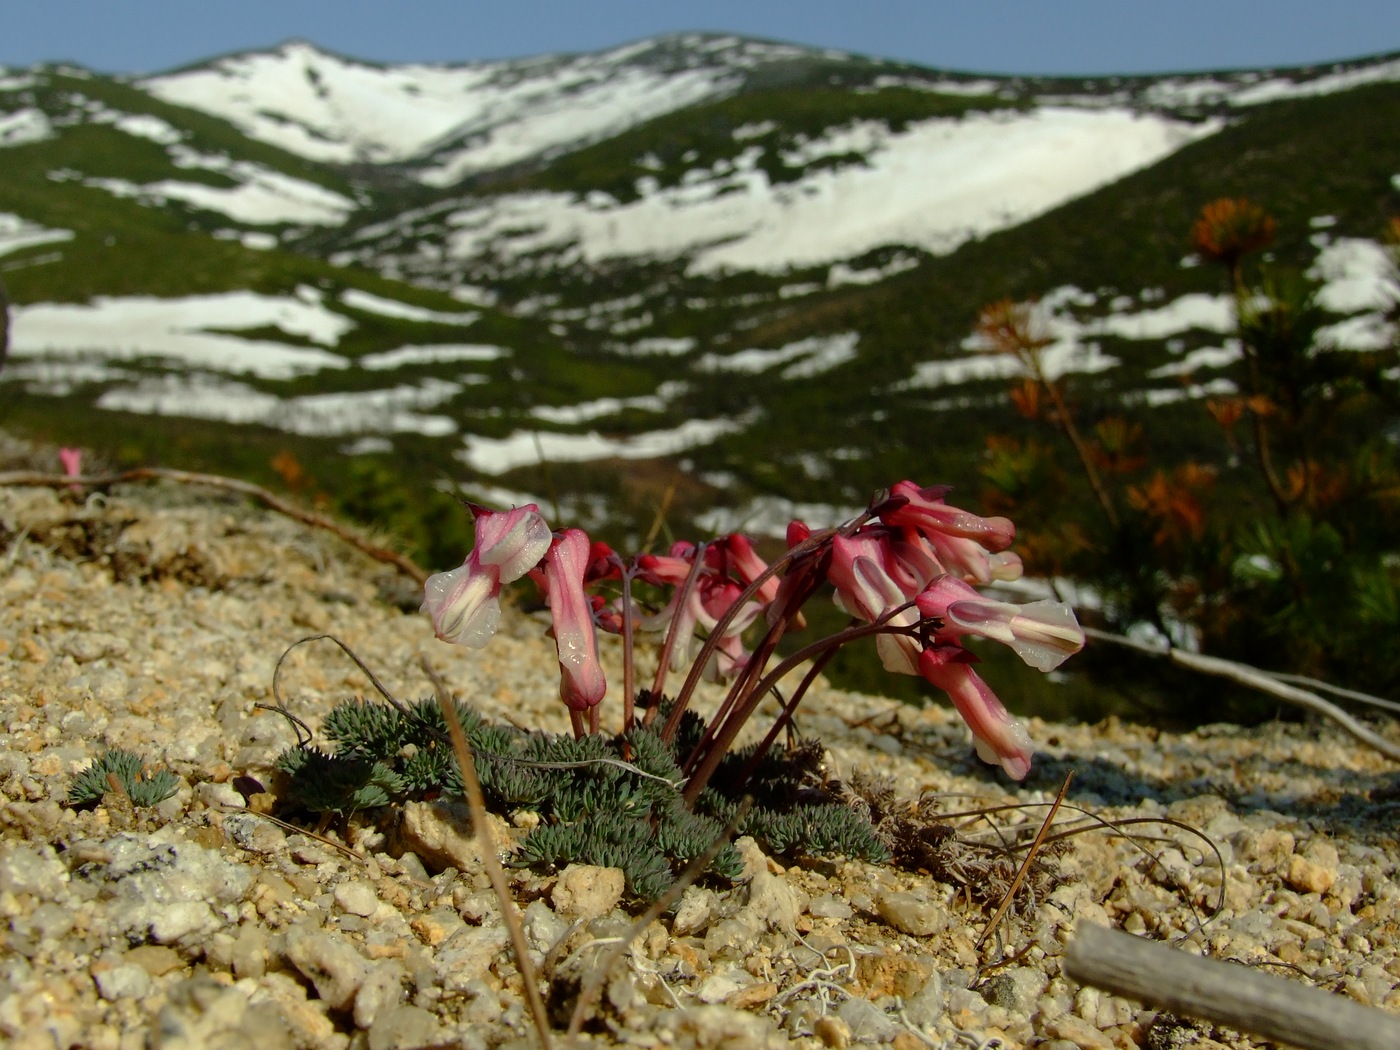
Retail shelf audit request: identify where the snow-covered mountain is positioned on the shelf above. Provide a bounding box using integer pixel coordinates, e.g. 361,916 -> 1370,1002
2,34 -> 1399,551
142,36 -> 820,182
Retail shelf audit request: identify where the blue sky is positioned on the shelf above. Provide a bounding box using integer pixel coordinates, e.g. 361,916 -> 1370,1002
6,1 -> 1400,77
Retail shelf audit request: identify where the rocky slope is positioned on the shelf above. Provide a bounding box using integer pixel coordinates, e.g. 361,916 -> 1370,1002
0,442 -> 1398,1049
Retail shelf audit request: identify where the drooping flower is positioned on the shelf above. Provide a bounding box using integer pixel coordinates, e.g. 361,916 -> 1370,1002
916,575 -> 1084,672
917,645 -> 1034,780
635,537 -> 775,681
827,533 -> 922,674
883,480 -> 1016,552
543,528 -> 607,711
423,504 -> 552,648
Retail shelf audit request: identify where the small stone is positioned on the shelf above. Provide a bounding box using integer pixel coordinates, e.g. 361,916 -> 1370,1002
697,971 -> 747,1003
410,906 -> 465,946
95,963 -> 152,1001
808,893 -> 853,920
397,799 -> 507,874
224,812 -> 287,855
902,970 -> 945,1029
152,901 -> 221,944
124,944 -> 185,977
813,1014 -> 851,1049
154,978 -> 294,1050
283,925 -> 371,1011
354,960 -> 408,1030
1285,854 -> 1337,895
523,898 -> 572,955
551,863 -> 624,921
979,967 -> 1046,1015
232,924 -> 271,980
726,981 -> 778,1010
432,925 -> 509,991
671,885 -> 719,936
656,1005 -> 786,1050
837,997 -> 900,1042
0,844 -> 67,896
335,879 -> 380,917
1044,1013 -> 1116,1049
877,890 -> 946,936
368,1004 -> 440,1050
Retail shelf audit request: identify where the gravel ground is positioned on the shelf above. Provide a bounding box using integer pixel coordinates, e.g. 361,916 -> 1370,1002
1,468 -> 1399,1050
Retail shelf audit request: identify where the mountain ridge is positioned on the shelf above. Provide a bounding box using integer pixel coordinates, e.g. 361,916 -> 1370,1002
1,33 -> 1397,574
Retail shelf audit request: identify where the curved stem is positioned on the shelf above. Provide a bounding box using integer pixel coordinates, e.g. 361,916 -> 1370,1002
731,644 -> 839,792
681,616 -> 913,805
662,509 -> 878,742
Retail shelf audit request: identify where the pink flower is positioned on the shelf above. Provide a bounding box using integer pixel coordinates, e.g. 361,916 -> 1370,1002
543,529 -> 607,711
423,504 -> 552,648
918,645 -> 1034,779
916,576 -> 1084,672
883,481 -> 1015,552
636,539 -> 772,681
58,447 -> 82,477
827,534 -> 921,674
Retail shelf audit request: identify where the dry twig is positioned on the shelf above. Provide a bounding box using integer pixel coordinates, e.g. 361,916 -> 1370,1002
420,654 -> 554,1050
0,467 -> 428,584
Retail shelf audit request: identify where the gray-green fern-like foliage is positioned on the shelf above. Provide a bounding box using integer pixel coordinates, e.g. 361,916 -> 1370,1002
67,749 -> 179,808
274,695 -> 889,900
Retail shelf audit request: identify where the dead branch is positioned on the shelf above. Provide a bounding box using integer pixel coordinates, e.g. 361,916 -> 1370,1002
1083,626 -> 1400,762
1066,923 -> 1400,1050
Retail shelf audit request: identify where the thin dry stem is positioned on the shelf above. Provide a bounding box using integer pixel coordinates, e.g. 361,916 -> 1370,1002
420,654 -> 554,1050
977,771 -> 1072,950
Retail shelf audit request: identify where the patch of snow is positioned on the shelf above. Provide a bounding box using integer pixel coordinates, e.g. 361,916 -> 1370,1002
84,159 -> 354,226
1231,58 -> 1400,106
828,254 -> 920,287
458,416 -> 747,475
0,75 -> 38,91
11,292 -> 354,379
95,374 -> 460,436
1094,293 -> 1235,339
870,74 -> 1001,97
613,336 -> 696,357
1135,378 -> 1238,407
1316,313 -> 1396,351
698,333 -> 858,378
0,108 -> 52,147
358,343 -> 507,370
439,107 -> 1219,274
528,383 -> 684,425
340,288 -> 480,325
1147,341 -> 1243,378
0,213 -> 74,258
1309,237 -> 1397,312
695,496 -> 862,539
109,112 -> 183,145
732,120 -> 777,141
0,360 -> 134,396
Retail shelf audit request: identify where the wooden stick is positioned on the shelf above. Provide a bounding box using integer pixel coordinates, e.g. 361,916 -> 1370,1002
1082,627 -> 1400,763
1065,924 -> 1400,1050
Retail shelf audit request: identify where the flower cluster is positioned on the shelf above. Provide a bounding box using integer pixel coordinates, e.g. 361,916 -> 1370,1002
422,482 -> 1084,790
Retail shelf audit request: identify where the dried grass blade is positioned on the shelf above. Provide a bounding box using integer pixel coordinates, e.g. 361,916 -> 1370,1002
421,654 -> 554,1050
